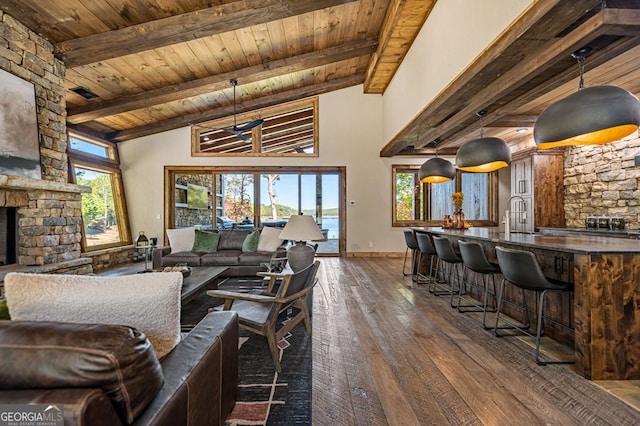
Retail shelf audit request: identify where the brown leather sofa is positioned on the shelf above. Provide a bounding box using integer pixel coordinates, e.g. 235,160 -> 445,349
153,228 -> 287,277
0,311 -> 238,426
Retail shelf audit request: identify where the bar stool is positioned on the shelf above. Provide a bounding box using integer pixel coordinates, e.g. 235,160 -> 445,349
402,230 -> 419,280
494,246 -> 574,365
415,233 -> 438,285
432,236 -> 463,307
457,240 -> 500,328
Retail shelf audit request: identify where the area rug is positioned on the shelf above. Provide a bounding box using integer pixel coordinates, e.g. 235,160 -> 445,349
180,283 -> 312,426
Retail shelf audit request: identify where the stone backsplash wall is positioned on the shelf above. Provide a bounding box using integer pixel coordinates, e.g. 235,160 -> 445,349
564,135 -> 640,230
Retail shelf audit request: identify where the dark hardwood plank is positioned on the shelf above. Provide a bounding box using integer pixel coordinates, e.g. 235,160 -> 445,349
312,257 -> 640,425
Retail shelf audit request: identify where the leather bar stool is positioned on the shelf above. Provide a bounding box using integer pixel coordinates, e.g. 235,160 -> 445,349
415,233 -> 438,285
432,236 -> 463,307
457,240 -> 500,328
494,246 -> 574,365
402,230 -> 419,280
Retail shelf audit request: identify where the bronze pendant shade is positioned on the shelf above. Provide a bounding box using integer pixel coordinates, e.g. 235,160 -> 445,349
534,85 -> 640,149
455,137 -> 511,172
419,157 -> 456,183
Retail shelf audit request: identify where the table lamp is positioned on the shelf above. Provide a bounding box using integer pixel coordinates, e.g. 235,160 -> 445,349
279,214 -> 324,272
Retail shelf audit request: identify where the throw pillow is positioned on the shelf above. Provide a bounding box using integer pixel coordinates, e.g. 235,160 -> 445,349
242,230 -> 260,252
257,226 -> 284,252
192,229 -> 220,253
166,227 -> 196,253
0,299 -> 9,320
4,272 -> 183,359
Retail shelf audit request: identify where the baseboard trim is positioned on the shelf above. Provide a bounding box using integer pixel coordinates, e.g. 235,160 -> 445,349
346,252 -> 404,258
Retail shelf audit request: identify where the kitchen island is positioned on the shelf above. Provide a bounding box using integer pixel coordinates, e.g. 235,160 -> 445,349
413,226 -> 640,380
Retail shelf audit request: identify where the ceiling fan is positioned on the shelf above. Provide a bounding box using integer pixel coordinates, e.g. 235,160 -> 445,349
222,79 -> 264,141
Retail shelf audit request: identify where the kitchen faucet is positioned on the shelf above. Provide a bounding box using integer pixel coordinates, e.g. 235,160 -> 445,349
504,195 -> 526,234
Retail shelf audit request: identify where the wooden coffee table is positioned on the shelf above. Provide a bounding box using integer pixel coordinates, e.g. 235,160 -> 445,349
97,264 -> 228,306
180,266 -> 228,305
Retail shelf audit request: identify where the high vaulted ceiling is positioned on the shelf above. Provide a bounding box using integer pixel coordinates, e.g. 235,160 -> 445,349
0,0 -> 435,143
1,1 -> 639,155
382,0 -> 640,157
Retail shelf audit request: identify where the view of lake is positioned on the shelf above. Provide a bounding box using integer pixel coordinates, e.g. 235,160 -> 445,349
319,216 -> 339,239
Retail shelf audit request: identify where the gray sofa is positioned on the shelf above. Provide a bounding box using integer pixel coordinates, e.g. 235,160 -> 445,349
153,229 -> 287,277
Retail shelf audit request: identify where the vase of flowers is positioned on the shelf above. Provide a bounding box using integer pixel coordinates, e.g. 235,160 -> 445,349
451,192 -> 464,228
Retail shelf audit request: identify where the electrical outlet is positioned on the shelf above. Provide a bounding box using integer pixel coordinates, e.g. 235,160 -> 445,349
369,241 -> 374,247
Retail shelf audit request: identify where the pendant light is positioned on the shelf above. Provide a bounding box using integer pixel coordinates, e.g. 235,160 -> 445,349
418,139 -> 456,183
534,46 -> 640,149
456,111 -> 511,172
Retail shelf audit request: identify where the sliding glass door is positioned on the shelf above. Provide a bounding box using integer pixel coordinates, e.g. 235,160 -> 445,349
260,172 -> 339,254
166,167 -> 344,256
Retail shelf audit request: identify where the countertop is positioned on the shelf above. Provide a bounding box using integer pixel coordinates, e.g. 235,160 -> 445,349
412,226 -> 640,255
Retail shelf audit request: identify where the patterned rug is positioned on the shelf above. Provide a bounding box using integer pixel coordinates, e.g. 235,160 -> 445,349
180,281 -> 312,426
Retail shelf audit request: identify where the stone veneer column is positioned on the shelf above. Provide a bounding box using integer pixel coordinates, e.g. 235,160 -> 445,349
0,12 -> 68,183
0,13 -> 90,268
564,135 -> 640,229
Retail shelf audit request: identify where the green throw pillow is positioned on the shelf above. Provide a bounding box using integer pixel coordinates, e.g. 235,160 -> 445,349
0,299 -> 10,320
192,230 -> 220,253
242,230 -> 260,252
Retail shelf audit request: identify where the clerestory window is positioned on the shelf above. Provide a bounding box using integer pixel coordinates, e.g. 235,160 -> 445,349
191,98 -> 318,156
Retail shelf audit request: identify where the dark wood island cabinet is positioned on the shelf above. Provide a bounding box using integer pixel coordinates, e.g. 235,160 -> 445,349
413,227 -> 640,380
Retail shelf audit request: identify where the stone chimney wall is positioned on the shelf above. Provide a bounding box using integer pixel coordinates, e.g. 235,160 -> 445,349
0,12 -> 68,183
0,12 -> 88,268
563,135 -> 640,230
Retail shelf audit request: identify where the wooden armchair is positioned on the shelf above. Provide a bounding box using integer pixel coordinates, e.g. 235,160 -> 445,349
207,261 -> 320,372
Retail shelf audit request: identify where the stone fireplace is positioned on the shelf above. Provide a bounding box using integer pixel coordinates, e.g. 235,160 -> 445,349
0,175 -> 93,288
0,12 -> 94,297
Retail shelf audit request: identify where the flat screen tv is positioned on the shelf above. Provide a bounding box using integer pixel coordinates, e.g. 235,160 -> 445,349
187,183 -> 209,209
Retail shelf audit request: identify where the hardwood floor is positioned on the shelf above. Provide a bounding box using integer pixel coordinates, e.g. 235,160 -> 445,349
311,257 -> 640,425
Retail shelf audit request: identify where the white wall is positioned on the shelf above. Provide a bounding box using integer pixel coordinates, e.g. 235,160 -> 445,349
120,85 -> 426,253
382,0 -> 533,141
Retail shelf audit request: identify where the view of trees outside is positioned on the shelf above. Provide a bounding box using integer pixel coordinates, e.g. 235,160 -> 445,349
259,174 -> 299,221
222,173 -> 254,222
75,167 -> 120,246
396,172 -> 417,220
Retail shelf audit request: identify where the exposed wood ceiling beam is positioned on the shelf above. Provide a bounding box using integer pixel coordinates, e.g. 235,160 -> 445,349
107,73 -> 365,141
486,116 -> 538,128
363,0 -> 436,94
417,8 -> 640,149
379,0 -> 604,157
67,38 -> 377,123
55,0 -> 358,68
443,34 -> 640,146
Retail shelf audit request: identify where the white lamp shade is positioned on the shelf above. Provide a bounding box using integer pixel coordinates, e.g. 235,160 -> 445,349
279,214 -> 324,242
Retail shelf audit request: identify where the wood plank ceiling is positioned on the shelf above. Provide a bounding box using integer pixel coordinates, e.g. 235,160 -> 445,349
1,0 -> 639,156
0,0 -> 434,143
